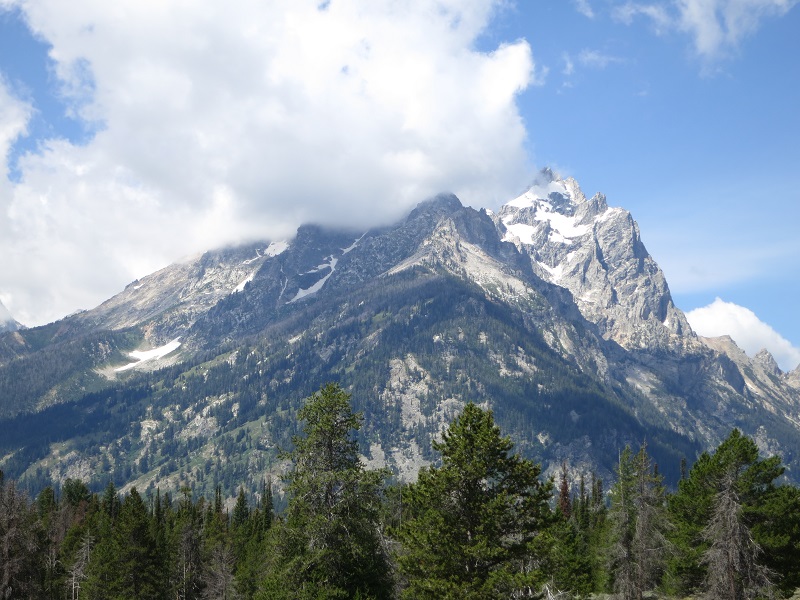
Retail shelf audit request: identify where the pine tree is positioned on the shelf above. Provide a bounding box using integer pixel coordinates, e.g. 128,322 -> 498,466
667,429 -> 783,597
262,383 -> 392,599
113,488 -> 164,599
608,443 -> 670,600
557,461 -> 572,519
169,488 -> 203,600
396,403 -> 553,599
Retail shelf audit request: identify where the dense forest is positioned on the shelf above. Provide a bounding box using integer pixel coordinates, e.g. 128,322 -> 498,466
2,383 -> 799,599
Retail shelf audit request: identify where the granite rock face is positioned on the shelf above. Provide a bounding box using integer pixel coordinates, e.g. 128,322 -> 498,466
496,168 -> 691,351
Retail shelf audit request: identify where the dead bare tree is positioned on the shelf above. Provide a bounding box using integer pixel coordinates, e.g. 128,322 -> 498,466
0,474 -> 39,600
66,531 -> 94,600
201,543 -> 240,600
702,468 -> 774,600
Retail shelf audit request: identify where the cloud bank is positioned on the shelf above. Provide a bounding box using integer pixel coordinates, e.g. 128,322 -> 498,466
0,0 -> 536,326
686,298 -> 800,372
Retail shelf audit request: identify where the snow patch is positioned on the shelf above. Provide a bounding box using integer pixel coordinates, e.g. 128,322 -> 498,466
506,179 -> 575,208
233,272 -> 255,293
242,241 -> 288,266
289,256 -> 339,303
115,338 -> 181,372
265,241 -> 289,257
503,222 -> 537,244
341,233 -> 366,254
594,206 -> 623,223
538,210 -> 589,241
538,262 -> 564,281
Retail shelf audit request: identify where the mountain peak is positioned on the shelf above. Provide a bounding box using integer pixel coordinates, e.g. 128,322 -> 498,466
506,168 -> 587,214
754,347 -> 782,376
0,299 -> 20,333
406,193 -> 463,222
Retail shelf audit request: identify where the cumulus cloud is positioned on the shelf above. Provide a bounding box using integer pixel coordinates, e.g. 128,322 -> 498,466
0,76 -> 31,171
686,298 -> 800,372
613,0 -> 798,60
0,0 -> 536,326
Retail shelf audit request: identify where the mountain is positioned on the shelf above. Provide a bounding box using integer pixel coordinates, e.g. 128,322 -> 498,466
0,299 -> 20,334
0,170 -> 798,500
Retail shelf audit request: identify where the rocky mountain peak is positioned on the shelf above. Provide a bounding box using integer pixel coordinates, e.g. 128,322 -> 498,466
495,169 -> 692,350
754,348 -> 782,376
406,192 -> 463,223
504,169 -> 586,217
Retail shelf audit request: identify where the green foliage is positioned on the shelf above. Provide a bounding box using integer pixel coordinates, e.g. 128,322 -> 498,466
607,443 -> 671,600
666,429 -> 791,598
396,403 -> 553,599
3,407 -> 800,600
263,383 -> 393,599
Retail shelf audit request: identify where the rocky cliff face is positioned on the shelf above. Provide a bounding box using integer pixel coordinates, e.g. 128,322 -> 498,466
1,171 -> 798,496
496,168 -> 691,351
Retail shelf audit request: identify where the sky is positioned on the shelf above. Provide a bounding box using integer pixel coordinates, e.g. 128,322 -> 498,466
0,0 -> 798,369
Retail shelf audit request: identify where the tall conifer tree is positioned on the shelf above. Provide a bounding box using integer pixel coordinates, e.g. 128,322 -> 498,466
396,403 -> 552,599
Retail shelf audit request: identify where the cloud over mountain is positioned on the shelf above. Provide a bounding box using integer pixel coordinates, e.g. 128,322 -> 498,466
686,297 -> 800,372
0,0 -> 536,326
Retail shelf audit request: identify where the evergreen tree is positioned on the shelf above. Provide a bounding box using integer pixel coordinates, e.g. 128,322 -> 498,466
113,488 -> 164,599
608,443 -> 670,600
667,429 -> 783,597
396,403 -> 553,599
749,483 -> 800,596
557,461 -> 572,519
169,488 -> 203,600
261,383 -> 392,599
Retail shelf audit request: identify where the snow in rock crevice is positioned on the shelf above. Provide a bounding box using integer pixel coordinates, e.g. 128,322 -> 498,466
116,338 -> 182,372
288,256 -> 339,303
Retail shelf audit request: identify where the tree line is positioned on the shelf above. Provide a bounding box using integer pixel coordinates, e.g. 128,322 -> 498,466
2,383 -> 799,599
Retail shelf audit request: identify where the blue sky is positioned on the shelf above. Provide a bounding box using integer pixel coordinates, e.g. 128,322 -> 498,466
0,0 -> 798,369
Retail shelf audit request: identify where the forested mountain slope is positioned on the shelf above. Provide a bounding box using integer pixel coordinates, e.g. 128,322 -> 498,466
1,170 -> 798,497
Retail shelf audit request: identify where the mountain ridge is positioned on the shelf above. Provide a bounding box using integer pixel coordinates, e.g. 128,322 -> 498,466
0,170 -> 798,497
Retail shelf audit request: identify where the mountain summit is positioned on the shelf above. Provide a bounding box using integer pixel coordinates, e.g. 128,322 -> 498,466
0,170 -> 798,497
0,300 -> 20,333
497,169 -> 690,349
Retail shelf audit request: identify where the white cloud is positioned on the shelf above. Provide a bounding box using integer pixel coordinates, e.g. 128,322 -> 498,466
613,0 -> 798,61
613,2 -> 672,32
0,0 -> 536,326
578,49 -> 623,69
0,76 -> 32,174
573,0 -> 595,19
0,297 -> 14,324
686,298 -> 800,372
562,52 -> 575,76
677,0 -> 798,60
